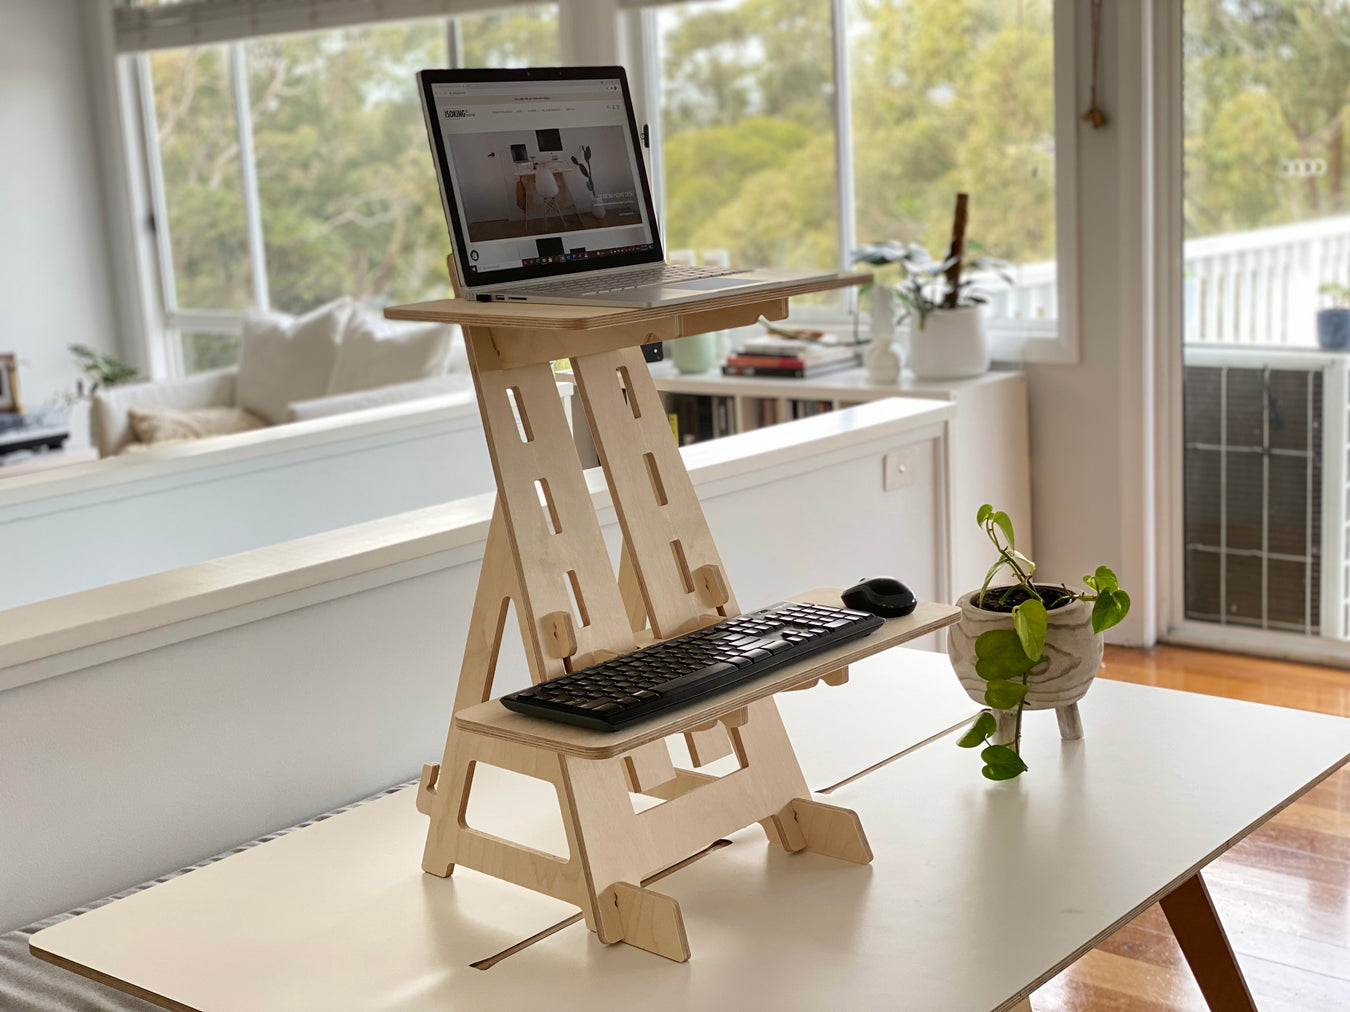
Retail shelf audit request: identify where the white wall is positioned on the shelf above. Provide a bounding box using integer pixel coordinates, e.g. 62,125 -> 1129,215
1023,0 -> 1154,646
0,1 -> 122,408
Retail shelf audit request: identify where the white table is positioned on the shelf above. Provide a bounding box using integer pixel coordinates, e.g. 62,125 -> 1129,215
30,655 -> 1350,1011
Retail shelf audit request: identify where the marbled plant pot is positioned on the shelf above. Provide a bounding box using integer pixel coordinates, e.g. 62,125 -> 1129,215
948,587 -> 1103,740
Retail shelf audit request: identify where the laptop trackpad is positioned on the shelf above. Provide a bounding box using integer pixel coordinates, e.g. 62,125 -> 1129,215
671,277 -> 749,290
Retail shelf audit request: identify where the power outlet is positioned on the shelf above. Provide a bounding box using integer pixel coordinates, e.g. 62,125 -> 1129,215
882,450 -> 915,491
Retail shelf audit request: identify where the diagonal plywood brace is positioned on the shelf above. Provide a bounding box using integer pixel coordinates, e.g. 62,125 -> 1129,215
572,346 -> 739,640
464,327 -> 636,675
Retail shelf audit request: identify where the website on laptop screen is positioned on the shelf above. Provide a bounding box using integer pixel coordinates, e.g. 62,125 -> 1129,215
430,78 -> 656,279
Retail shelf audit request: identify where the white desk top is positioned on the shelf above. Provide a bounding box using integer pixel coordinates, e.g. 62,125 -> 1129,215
32,667 -> 1350,1012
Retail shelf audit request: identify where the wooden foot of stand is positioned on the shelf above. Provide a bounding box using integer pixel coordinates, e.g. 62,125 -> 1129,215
1056,702 -> 1083,740
609,882 -> 690,961
1159,872 -> 1257,1012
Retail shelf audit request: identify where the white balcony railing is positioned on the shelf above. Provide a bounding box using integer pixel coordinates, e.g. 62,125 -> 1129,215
986,213 -> 1350,346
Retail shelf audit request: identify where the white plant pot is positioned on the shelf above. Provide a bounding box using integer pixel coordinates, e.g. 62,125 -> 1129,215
865,286 -> 901,384
947,587 -> 1102,741
909,306 -> 989,381
592,196 -> 606,220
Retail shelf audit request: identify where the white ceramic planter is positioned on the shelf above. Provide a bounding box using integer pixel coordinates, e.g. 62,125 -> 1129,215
947,587 -> 1102,741
909,305 -> 989,380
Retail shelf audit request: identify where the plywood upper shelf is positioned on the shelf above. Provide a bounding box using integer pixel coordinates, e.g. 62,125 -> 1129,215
454,594 -> 959,760
384,272 -> 870,330
383,273 -> 871,370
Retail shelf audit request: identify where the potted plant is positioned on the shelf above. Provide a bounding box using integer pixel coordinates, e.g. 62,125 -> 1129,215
1318,283 -> 1350,351
948,505 -> 1131,780
851,193 -> 1011,381
53,343 -> 139,448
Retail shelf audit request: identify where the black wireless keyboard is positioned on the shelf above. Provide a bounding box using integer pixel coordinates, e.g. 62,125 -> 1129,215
501,601 -> 884,731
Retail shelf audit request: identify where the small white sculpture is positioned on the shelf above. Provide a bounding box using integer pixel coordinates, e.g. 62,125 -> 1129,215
865,286 -> 902,384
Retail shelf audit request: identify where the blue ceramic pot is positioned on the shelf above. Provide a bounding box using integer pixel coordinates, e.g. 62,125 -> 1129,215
1318,309 -> 1350,351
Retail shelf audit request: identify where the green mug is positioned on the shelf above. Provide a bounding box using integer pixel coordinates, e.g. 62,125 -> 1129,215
669,332 -> 721,374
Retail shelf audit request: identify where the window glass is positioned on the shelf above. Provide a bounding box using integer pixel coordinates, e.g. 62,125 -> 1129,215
849,0 -> 1056,322
149,45 -> 254,311
1180,2 -> 1350,642
458,5 -> 561,66
657,0 -> 839,274
246,21 -> 450,315
181,332 -> 241,374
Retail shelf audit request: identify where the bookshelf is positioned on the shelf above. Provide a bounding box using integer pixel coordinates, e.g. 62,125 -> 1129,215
623,363 -> 1032,597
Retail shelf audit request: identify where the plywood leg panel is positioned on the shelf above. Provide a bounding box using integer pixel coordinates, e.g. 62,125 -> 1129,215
1159,872 -> 1257,1012
464,330 -> 636,675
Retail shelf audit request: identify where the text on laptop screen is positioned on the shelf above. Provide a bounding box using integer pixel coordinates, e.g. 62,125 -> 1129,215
430,78 -> 656,277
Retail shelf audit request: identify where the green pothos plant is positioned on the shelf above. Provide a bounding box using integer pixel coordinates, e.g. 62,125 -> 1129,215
956,504 -> 1131,780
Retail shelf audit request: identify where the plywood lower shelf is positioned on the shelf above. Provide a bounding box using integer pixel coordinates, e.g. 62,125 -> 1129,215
454,593 -> 959,759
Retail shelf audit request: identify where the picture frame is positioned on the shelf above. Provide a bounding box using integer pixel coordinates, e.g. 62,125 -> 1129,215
0,353 -> 20,414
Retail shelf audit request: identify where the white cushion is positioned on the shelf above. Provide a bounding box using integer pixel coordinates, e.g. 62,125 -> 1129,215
235,298 -> 352,424
128,405 -> 266,445
90,368 -> 236,457
326,315 -> 458,395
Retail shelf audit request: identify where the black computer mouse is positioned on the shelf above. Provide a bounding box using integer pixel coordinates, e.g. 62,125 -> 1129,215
841,577 -> 917,617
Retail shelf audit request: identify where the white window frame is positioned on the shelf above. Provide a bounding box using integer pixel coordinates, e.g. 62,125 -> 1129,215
114,0 -> 1080,376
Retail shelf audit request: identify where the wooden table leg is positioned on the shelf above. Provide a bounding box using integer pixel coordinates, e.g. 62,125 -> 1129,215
1159,872 -> 1257,1011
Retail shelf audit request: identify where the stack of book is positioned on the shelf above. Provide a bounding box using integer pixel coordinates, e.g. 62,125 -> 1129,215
722,336 -> 862,378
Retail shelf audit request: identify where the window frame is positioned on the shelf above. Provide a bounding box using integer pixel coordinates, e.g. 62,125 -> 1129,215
118,0 -> 1080,376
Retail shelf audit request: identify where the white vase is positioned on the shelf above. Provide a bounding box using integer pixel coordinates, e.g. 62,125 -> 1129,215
592,196 -> 606,220
865,287 -> 902,383
909,305 -> 989,380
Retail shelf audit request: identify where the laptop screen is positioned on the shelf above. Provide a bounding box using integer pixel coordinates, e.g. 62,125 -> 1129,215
419,68 -> 663,291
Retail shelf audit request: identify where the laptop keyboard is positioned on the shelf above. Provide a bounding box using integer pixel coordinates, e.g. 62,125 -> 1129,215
520,264 -> 739,298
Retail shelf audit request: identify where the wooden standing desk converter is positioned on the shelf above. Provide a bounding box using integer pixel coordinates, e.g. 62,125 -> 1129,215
29,665 -> 1350,1011
378,274 -> 961,964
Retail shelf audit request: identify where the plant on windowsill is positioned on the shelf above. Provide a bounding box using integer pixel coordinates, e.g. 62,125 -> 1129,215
851,193 -> 1012,382
1317,283 -> 1350,351
946,505 -> 1131,780
55,344 -> 139,406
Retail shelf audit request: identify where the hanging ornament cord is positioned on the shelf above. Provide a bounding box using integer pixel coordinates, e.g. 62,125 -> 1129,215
1082,0 -> 1108,128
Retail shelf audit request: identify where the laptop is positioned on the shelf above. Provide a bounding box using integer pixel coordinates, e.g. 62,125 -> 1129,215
417,66 -> 833,308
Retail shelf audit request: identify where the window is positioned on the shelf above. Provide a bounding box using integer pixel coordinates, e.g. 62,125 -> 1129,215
655,1 -> 839,277
849,0 -> 1057,328
130,6 -> 559,373
1178,0 -> 1350,646
122,1 -> 1070,373
645,0 -> 1061,332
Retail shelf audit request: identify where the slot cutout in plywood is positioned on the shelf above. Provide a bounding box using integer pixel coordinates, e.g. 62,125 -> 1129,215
644,452 -> 668,507
670,540 -> 695,594
462,761 -> 571,861
566,570 -> 590,629
535,479 -> 561,535
506,386 -> 534,442
616,366 -> 641,419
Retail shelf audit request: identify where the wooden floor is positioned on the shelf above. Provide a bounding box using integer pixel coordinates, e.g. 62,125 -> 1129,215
1031,644 -> 1350,1012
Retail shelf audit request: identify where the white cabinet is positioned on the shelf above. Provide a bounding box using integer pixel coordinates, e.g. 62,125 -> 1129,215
635,364 -> 1032,597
